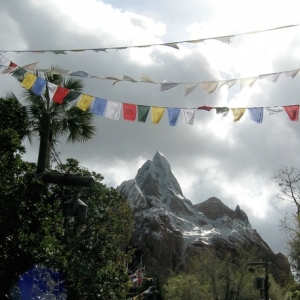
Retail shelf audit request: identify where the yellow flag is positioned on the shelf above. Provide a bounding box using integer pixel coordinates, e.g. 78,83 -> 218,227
76,94 -> 94,111
231,108 -> 246,122
21,73 -> 37,89
151,106 -> 165,124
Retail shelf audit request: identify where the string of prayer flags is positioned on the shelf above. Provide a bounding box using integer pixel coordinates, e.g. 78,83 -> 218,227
52,86 -> 70,104
1,23 -> 298,54
104,101 -> 121,120
248,107 -> 264,124
4,52 -> 300,99
91,98 -> 107,116
12,65 -> 300,126
123,103 -> 137,121
284,105 -> 299,121
137,105 -> 150,122
232,108 -> 246,122
151,107 -> 165,124
167,108 -> 180,126
21,73 -> 37,89
76,94 -> 94,111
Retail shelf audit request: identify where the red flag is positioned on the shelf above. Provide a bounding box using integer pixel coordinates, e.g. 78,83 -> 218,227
283,105 -> 299,121
123,103 -> 137,121
197,105 -> 213,111
52,86 -> 69,104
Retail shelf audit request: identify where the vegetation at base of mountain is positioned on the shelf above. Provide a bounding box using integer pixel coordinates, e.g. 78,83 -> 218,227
162,247 -> 288,300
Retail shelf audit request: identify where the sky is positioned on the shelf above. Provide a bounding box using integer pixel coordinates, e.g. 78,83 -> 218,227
1,0 -> 300,254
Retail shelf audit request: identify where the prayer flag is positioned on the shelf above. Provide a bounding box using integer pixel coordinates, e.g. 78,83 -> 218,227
201,81 -> 219,94
197,106 -> 213,111
167,108 -> 180,126
140,74 -> 156,83
91,98 -> 107,116
214,35 -> 233,44
216,107 -> 230,116
31,77 -> 46,96
69,71 -> 89,77
21,73 -> 37,89
182,109 -> 195,125
77,94 -> 94,111
151,107 -> 165,124
265,107 -> 284,115
183,83 -> 198,96
2,61 -> 18,74
63,90 -> 81,102
259,73 -> 280,82
12,68 -> 27,78
0,55 -> 10,72
285,69 -> 299,78
137,105 -> 150,122
160,81 -> 180,91
248,107 -> 263,123
123,103 -> 137,121
47,82 -> 58,101
123,75 -> 137,82
105,101 -> 121,120
53,86 -> 70,104
231,108 -> 246,122
284,105 -> 299,121
21,62 -> 38,70
240,77 -> 258,89
219,79 -> 237,89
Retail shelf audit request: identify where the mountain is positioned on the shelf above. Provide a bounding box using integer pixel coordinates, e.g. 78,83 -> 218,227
117,151 -> 291,283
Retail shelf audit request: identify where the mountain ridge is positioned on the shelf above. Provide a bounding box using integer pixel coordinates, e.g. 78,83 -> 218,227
117,151 -> 291,283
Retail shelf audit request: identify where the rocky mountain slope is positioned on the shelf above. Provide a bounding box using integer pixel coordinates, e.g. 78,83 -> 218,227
117,151 -> 290,283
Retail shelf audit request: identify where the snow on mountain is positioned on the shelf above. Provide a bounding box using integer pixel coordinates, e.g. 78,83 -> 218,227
118,151 -> 264,252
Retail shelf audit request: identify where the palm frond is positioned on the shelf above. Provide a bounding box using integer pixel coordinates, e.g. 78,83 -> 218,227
63,77 -> 84,93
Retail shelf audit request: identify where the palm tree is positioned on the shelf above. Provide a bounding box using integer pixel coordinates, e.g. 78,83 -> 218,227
6,68 -> 96,175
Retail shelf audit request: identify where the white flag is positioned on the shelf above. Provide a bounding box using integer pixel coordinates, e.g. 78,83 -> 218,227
182,109 -> 196,125
183,83 -> 198,96
47,82 -> 58,101
201,81 -> 219,94
265,107 -> 284,115
104,101 -> 121,120
240,77 -> 258,89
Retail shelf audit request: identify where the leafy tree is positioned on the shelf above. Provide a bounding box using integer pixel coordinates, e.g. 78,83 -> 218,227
0,101 -> 133,298
163,248 -> 286,300
273,166 -> 300,285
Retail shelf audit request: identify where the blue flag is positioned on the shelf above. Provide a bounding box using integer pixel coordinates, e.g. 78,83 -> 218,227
167,107 -> 180,126
91,98 -> 107,116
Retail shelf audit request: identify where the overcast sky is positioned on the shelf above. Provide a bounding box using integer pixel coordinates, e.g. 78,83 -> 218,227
1,0 -> 300,254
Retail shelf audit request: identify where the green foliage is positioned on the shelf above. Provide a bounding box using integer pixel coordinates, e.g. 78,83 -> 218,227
0,129 -> 134,299
163,248 -> 286,300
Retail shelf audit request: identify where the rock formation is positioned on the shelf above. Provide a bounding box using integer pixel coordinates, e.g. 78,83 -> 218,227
117,151 -> 291,284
